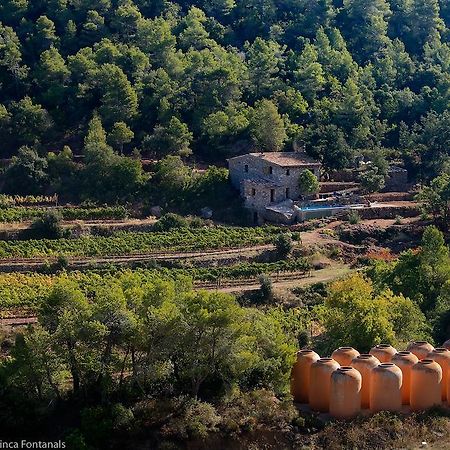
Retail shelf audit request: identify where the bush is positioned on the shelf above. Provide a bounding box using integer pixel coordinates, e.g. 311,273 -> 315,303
160,400 -> 221,439
347,210 -> 361,225
153,213 -> 188,232
274,232 -> 293,258
259,274 -> 274,302
31,212 -> 65,239
220,389 -> 297,435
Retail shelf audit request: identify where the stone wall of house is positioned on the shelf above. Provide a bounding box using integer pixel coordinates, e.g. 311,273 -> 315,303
229,154 -> 321,205
242,180 -> 287,210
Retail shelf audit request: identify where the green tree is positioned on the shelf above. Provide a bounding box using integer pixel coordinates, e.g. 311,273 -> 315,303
245,37 -> 284,98
359,166 -> 386,193
339,0 -> 392,62
9,97 -> 53,147
249,99 -> 287,151
108,122 -> 134,153
317,274 -> 429,353
292,44 -> 325,101
97,64 -> 138,124
298,169 -> 319,195
3,146 -> 48,194
417,173 -> 450,226
143,117 -> 193,157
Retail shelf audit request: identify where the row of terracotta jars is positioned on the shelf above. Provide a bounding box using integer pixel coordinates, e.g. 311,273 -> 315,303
291,340 -> 450,419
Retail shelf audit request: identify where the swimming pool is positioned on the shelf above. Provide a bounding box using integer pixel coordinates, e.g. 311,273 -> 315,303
299,204 -> 365,211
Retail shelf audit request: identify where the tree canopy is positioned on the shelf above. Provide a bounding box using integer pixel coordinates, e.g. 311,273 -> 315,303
0,0 -> 450,181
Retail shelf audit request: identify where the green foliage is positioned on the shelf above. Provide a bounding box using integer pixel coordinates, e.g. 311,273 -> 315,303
31,212 -> 65,239
0,206 -> 127,222
3,147 -> 48,195
0,0 -> 449,198
153,213 -> 189,231
317,273 -> 429,353
0,226 -> 282,259
274,232 -> 294,258
298,169 -> 320,195
4,275 -> 297,407
259,274 -> 274,302
144,117 -> 193,157
417,173 -> 450,227
0,257 -> 311,310
359,166 -> 386,193
249,99 -> 287,151
347,210 -> 361,225
369,226 -> 450,317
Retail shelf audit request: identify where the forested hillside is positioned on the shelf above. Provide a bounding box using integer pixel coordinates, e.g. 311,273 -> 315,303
1,0 -> 450,181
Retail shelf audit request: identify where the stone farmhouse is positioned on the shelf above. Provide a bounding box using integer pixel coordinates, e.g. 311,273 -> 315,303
228,152 -> 321,223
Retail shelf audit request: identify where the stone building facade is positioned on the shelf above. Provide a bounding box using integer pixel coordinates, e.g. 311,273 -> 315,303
228,152 -> 321,222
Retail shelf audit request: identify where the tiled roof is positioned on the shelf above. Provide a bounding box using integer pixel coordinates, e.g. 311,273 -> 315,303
229,152 -> 321,167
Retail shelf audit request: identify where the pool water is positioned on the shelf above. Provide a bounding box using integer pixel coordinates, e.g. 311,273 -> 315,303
300,204 -> 365,211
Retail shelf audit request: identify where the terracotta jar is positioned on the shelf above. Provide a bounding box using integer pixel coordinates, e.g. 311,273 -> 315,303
427,348 -> 450,401
309,357 -> 340,412
406,341 -> 435,360
442,339 -> 450,351
332,347 -> 360,366
290,349 -> 320,403
410,359 -> 442,411
369,344 -> 397,363
329,366 -> 362,419
351,354 -> 381,409
391,351 -> 419,405
370,363 -> 403,413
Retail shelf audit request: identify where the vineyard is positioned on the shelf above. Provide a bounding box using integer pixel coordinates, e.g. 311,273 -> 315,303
0,226 -> 287,258
0,205 -> 128,222
0,257 -> 310,311
0,194 -> 59,207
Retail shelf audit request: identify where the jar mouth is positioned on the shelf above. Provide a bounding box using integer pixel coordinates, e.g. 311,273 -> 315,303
339,366 -> 353,371
319,357 -> 333,362
413,341 -> 428,345
380,363 -> 395,367
419,359 -> 433,364
397,351 -> 411,356
433,348 -> 448,353
377,344 -> 391,348
358,354 -> 373,359
338,347 -> 354,350
300,349 -> 314,353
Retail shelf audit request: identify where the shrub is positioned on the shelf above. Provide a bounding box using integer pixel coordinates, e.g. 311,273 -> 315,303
153,213 -> 188,232
347,210 -> 360,225
161,400 -> 221,439
31,212 -> 65,239
220,389 -> 297,435
259,274 -> 274,302
274,232 -> 293,258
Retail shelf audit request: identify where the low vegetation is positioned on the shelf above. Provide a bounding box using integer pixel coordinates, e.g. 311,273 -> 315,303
0,205 -> 128,223
0,226 -> 286,259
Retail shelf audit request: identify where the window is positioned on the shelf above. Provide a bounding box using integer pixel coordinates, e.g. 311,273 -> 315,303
251,188 -> 256,196
244,164 -> 249,173
270,189 -> 275,202
286,188 -> 290,199
286,169 -> 290,176
269,166 -> 273,175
